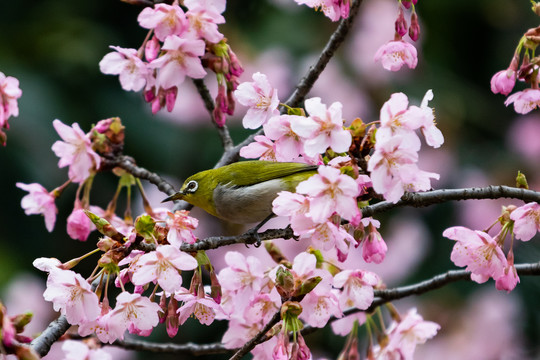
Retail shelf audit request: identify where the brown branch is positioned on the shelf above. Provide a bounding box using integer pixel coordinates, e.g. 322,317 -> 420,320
109,337 -> 230,355
362,186 -> 540,218
229,310 -> 282,360
191,79 -> 234,151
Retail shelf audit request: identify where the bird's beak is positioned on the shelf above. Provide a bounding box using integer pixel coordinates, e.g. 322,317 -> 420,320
161,191 -> 184,203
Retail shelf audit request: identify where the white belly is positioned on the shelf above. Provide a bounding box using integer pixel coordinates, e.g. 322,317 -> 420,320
213,179 -> 286,224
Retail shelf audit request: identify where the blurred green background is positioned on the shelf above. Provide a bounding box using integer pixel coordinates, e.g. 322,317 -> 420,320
0,0 -> 539,359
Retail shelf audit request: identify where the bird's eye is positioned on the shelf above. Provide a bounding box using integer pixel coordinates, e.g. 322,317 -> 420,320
185,180 -> 198,193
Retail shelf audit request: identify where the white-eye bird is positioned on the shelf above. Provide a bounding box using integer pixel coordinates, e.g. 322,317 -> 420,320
162,161 -> 318,224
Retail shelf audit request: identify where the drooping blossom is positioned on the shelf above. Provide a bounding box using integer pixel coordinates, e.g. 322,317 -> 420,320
131,245 -> 198,293
0,72 -> 22,132
443,226 -> 507,284
331,312 -> 367,336
333,269 -> 379,310
184,0 -> 225,43
51,120 -> 101,183
505,89 -> 540,114
234,72 -> 280,129
16,182 -> 58,232
175,289 -> 221,325
42,269 -> 100,326
302,220 -> 357,261
410,89 -> 444,148
359,217 -> 387,264
294,0 -> 349,21
99,46 -> 151,92
374,40 -> 418,71
106,292 -> 161,340
510,202 -> 540,241
375,308 -> 439,359
491,69 -> 516,96
376,92 -> 422,150
495,253 -> 520,293
66,202 -> 94,242
149,36 -> 207,89
165,210 -> 198,247
137,3 -> 189,41
291,97 -> 352,157
296,165 -> 360,222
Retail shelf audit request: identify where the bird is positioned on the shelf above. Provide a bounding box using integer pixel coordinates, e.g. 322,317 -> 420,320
162,160 -> 318,224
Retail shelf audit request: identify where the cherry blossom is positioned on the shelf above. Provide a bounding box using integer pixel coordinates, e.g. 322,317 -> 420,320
294,0 -> 349,21
495,258 -> 520,293
239,135 -> 278,161
296,165 -> 360,222
263,115 -> 306,161
99,46 -> 150,92
359,217 -> 388,264
16,182 -> 58,232
406,89 -> 444,148
272,191 -> 315,232
510,202 -> 540,241
376,308 -> 440,359
291,97 -> 351,157
165,210 -> 198,247
51,120 -> 101,183
107,292 -> 161,340
301,221 -> 356,261
43,269 -> 100,326
175,290 -> 221,325
131,245 -> 198,293
66,206 -> 94,242
333,269 -> 379,310
374,40 -> 418,71
217,251 -> 265,296
504,89 -> 540,114
0,72 -> 22,130
491,69 -> 516,96
184,0 -> 225,43
61,340 -> 112,360
443,226 -> 507,284
234,72 -> 280,129
300,287 -> 342,328
137,3 -> 188,41
331,312 -> 366,336
149,36 -> 206,90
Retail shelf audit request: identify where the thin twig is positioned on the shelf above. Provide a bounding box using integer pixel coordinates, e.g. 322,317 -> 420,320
192,79 -> 234,151
109,337 -> 230,354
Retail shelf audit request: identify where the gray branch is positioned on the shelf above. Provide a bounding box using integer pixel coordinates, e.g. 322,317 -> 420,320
30,315 -> 70,357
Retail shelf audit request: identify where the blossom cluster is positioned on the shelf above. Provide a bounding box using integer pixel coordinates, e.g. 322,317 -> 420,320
491,21 -> 540,114
374,0 -> 420,72
444,202 -> 540,293
293,0 -> 351,22
99,0 -> 242,125
0,71 -> 22,146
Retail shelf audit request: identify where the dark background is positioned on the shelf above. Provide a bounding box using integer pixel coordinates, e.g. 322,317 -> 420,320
0,0 -> 538,359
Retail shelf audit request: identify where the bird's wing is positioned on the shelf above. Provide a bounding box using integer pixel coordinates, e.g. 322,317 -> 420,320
223,161 -> 318,187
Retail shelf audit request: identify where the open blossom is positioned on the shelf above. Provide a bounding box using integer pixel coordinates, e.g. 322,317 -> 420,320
137,3 -> 188,41
43,269 -> 100,326
234,72 -> 280,129
184,0 -> 225,43
263,115 -> 306,161
131,245 -> 198,293
505,89 -> 540,114
218,251 -> 265,296
510,202 -> 540,241
302,220 -> 357,261
374,40 -> 418,71
165,210 -> 198,247
296,165 -> 360,222
239,135 -> 278,161
333,269 -> 379,310
175,290 -> 221,325
99,46 -> 150,92
410,89 -> 444,148
51,120 -> 101,183
294,0 -> 349,21
491,69 -> 516,96
16,182 -> 58,232
291,97 -> 352,157
107,292 -> 161,340
0,72 -> 22,129
149,36 -> 206,90
377,308 -> 440,360
443,226 -> 507,284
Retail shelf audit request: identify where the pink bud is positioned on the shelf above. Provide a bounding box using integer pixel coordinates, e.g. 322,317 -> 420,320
67,207 -> 94,242
409,11 -> 420,41
395,7 -> 408,37
165,87 -> 178,112
145,35 -> 161,62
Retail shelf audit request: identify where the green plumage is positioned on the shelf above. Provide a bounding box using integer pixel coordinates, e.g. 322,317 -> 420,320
164,161 -> 318,223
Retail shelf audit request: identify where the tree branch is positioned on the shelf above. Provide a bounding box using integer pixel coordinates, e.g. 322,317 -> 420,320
362,186 -> 540,218
229,310 -> 282,360
191,78 -> 234,151
109,337 -> 230,355
30,315 -> 70,357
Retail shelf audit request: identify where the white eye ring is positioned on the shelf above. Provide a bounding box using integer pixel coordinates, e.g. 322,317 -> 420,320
185,180 -> 198,193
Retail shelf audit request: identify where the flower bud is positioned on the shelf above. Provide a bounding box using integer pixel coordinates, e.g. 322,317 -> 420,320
395,7 -> 408,37
409,11 -> 420,41
145,35 -> 160,62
